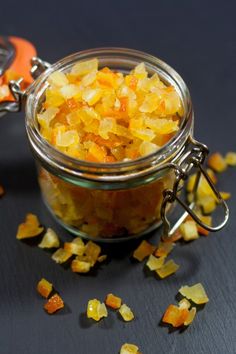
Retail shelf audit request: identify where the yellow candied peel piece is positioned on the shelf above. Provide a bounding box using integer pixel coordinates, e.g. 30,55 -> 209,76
71,259 -> 91,273
156,259 -> 179,279
179,283 -> 209,304
208,152 -> 227,173
225,152 -> 236,166
64,241 -> 84,255
119,304 -> 134,322
36,278 -> 53,299
120,343 -> 140,354
178,298 -> 191,310
85,240 -> 101,263
180,220 -> 199,241
133,240 -> 156,261
51,248 -> 72,264
146,254 -> 165,271
16,213 -> 44,239
38,228 -> 60,248
87,299 -> 108,321
184,307 -> 197,326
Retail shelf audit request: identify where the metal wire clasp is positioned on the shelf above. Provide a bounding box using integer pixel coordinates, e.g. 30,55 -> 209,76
0,57 -> 50,115
161,136 -> 229,240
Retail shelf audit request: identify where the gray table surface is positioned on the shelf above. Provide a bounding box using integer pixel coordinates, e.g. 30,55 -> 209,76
0,1 -> 236,353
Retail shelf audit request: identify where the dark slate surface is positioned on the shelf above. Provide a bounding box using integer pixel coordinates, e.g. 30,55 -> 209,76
0,1 -> 236,353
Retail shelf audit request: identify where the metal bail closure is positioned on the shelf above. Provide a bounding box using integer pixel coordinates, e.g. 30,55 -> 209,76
161,137 -> 229,240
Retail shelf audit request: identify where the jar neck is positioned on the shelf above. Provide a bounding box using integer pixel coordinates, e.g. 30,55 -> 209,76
25,48 -> 193,189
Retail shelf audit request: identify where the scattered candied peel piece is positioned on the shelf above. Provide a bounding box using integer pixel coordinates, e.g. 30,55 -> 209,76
105,293 -> 122,310
44,293 -> 64,314
184,307 -> 197,326
179,220 -> 199,241
154,242 -> 174,257
179,283 -> 209,304
162,230 -> 182,243
225,152 -> 236,166
51,248 -> 72,264
133,240 -> 155,261
71,259 -> 91,273
84,241 -> 101,263
119,304 -> 134,322
162,304 -> 189,327
178,298 -> 191,310
97,254 -> 107,263
38,228 -> 60,248
87,299 -> 108,321
37,278 -> 53,298
156,259 -> 179,279
64,241 -> 84,255
16,213 -> 44,239
120,343 -> 140,354
220,191 -> 231,200
146,254 -> 165,271
208,152 -> 227,173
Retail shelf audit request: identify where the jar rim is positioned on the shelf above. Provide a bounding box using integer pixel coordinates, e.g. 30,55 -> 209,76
25,47 -> 193,185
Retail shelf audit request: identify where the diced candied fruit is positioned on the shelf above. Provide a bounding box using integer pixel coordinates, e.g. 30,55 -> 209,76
156,259 -> 179,279
208,153 -> 227,173
105,293 -> 122,310
179,283 -> 209,304
225,152 -> 236,166
120,343 -> 140,354
51,248 -> 72,264
37,278 -> 53,298
64,241 -> 84,256
133,240 -> 156,261
162,304 -> 189,327
197,215 -> 212,236
220,191 -> 231,200
119,304 -> 134,322
97,255 -> 107,263
85,241 -> 101,263
16,213 -> 44,239
71,259 -> 91,273
198,195 -> 216,214
146,254 -> 165,271
155,242 -> 174,257
87,299 -> 108,321
184,307 -> 197,326
48,71 -> 69,87
71,58 -> 98,76
162,230 -> 182,243
44,293 -> 64,314
38,228 -> 60,248
180,220 -> 199,241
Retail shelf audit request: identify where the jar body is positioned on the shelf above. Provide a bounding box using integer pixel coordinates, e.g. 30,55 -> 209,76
38,164 -> 175,240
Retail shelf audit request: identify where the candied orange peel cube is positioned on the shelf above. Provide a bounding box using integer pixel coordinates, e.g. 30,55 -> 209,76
71,259 -> 91,273
51,248 -> 72,264
154,242 -> 174,257
180,220 -> 199,241
87,299 -> 108,321
120,343 -> 140,354
208,153 -> 227,173
133,240 -> 155,261
225,152 -> 236,166
156,259 -> 179,279
184,307 -> 197,326
105,293 -> 122,310
37,278 -> 53,298
119,304 -> 134,322
44,293 -> 64,314
179,283 -> 209,304
146,254 -> 165,271
162,304 -> 189,327
16,213 -> 44,239
38,228 -> 60,248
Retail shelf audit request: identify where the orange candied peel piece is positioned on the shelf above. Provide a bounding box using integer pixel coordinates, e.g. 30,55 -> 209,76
179,220 -> 199,241
154,242 -> 174,257
71,259 -> 91,273
162,304 -> 189,327
184,307 -> 197,326
16,213 -> 44,239
37,278 -> 53,298
133,240 -> 155,261
119,304 -> 134,322
84,240 -> 101,263
105,293 -> 122,310
87,299 -> 108,321
225,152 -> 236,166
162,230 -> 182,243
44,293 -> 64,314
208,152 -> 227,173
51,248 -> 72,264
156,259 -> 179,279
179,283 -> 209,305
120,343 -> 140,354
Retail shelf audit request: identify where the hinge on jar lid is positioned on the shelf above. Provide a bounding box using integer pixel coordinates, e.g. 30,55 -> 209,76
161,136 -> 229,240
0,56 -> 51,114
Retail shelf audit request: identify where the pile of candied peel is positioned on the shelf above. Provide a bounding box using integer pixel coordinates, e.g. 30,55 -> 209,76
37,59 -> 182,162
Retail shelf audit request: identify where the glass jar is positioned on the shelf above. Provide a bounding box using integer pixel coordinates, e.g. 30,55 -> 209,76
0,48 -> 229,241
